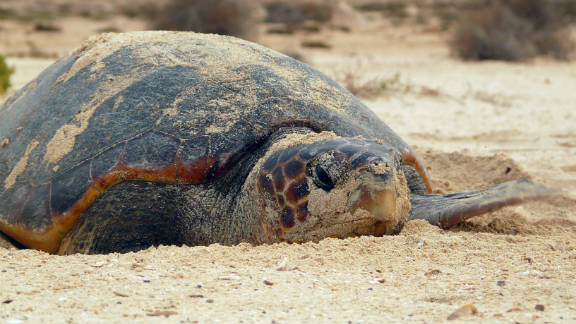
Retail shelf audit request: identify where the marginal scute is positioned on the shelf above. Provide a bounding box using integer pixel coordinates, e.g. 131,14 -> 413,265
175,156 -> 217,183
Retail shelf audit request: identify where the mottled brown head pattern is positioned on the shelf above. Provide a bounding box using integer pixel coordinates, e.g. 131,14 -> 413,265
257,137 -> 416,239
259,147 -> 310,229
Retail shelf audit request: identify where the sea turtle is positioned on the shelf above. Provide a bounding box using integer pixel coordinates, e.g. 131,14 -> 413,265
0,32 -> 550,255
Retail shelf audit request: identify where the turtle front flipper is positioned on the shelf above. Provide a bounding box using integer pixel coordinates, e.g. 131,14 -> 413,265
408,179 -> 554,228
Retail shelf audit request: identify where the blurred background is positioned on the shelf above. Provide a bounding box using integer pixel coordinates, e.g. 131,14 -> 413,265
0,0 -> 574,96
0,0 -> 575,194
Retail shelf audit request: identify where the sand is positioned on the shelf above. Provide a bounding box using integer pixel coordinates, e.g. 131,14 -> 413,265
0,20 -> 575,324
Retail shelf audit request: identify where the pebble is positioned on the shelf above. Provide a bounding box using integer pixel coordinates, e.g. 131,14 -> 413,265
447,304 -> 478,320
113,291 -> 129,297
263,280 -> 274,286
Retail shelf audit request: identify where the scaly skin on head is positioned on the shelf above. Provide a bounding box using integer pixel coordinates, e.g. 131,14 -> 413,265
242,132 -> 412,243
241,132 -> 554,245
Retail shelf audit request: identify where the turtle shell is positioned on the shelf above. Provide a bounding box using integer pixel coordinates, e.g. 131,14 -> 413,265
0,31 -> 427,252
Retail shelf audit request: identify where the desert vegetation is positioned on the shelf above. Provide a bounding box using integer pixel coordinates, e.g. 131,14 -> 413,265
0,55 -> 14,94
0,0 -> 574,72
449,0 -> 575,61
264,1 -> 336,33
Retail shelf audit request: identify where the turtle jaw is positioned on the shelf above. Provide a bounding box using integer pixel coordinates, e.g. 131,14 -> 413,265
348,181 -> 397,222
347,168 -> 411,235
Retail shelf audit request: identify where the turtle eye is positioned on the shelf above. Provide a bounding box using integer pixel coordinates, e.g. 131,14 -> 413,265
313,164 -> 335,192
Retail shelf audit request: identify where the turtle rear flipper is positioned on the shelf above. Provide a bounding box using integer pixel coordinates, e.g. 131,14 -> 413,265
408,179 -> 554,228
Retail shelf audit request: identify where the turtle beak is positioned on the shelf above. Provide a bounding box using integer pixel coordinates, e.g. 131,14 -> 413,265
348,173 -> 396,221
347,165 -> 410,235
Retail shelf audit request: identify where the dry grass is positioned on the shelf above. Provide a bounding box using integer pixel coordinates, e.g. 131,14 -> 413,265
336,70 -> 442,99
339,71 -> 402,98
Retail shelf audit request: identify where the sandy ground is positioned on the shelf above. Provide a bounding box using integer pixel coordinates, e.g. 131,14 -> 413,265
0,20 -> 575,324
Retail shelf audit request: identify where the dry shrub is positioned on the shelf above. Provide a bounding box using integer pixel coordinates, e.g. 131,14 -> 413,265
560,0 -> 576,22
34,22 -> 61,32
336,68 -> 444,99
354,1 -> 408,18
265,1 -> 334,24
152,0 -> 260,41
450,0 -> 574,61
301,40 -> 331,49
264,1 -> 335,33
121,3 -> 159,20
96,26 -> 122,33
0,55 -> 14,94
338,72 -> 406,98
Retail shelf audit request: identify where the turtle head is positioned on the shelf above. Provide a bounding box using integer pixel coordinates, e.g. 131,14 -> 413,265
249,133 -> 554,244
255,135 -> 411,243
